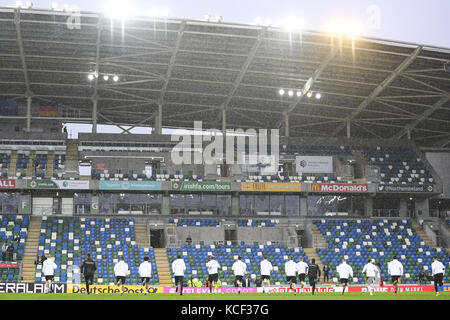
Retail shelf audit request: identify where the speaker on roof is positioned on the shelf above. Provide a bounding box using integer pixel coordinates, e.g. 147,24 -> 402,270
445,63 -> 450,73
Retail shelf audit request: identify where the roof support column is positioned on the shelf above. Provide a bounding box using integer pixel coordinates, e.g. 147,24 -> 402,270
222,108 -> 227,137
346,120 -> 351,138
284,113 -> 289,138
92,98 -> 98,134
26,95 -> 32,132
155,103 -> 163,135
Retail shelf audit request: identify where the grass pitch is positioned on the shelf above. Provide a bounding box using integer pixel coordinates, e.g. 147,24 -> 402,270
0,292 -> 448,300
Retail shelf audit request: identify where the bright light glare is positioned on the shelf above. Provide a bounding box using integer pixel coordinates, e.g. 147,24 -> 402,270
279,89 -> 285,96
296,91 -> 302,97
252,17 -> 262,25
106,2 -> 135,20
87,74 -> 94,81
103,75 -> 109,81
148,7 -> 170,18
315,93 -> 322,99
113,75 -> 119,82
325,21 -> 362,38
288,90 -> 294,97
307,92 -> 313,98
282,17 -> 306,32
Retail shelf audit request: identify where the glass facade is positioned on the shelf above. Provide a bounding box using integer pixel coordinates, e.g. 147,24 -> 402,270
239,194 -> 300,216
307,195 -> 366,216
0,193 -> 19,214
75,193 -> 162,215
170,194 -> 231,216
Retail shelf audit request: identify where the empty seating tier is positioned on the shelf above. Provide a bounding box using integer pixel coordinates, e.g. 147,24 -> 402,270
36,217 -> 158,285
168,244 -> 309,286
314,219 -> 449,284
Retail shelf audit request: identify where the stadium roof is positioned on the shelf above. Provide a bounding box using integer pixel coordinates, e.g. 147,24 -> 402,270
0,7 -> 450,147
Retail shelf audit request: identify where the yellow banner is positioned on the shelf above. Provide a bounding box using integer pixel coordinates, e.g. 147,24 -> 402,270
67,284 -> 164,294
241,182 -> 301,192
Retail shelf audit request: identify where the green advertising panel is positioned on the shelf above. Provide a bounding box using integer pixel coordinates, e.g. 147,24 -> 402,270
171,181 -> 232,192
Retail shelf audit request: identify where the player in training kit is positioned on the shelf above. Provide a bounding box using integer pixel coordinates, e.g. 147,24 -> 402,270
260,255 -> 274,294
172,254 -> 186,296
232,256 -> 247,294
206,256 -> 221,293
362,259 -> 379,296
80,253 -> 97,295
42,254 -> 57,294
387,255 -> 403,296
296,257 -> 308,292
431,256 -> 446,297
285,256 -> 298,295
138,256 -> 153,295
337,259 -> 353,295
114,256 -> 130,295
307,259 -> 320,295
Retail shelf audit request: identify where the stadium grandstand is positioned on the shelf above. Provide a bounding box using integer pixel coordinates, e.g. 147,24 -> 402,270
0,5 -> 449,297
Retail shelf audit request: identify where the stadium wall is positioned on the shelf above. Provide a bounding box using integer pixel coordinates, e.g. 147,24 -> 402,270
425,152 -> 450,198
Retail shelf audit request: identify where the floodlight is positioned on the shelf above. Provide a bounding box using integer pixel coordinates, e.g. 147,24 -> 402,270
307,92 -> 313,98
288,90 -> 294,97
113,75 -> 119,82
103,75 -> 109,81
87,74 -> 95,81
279,89 -> 285,96
296,91 -> 302,97
315,93 -> 322,99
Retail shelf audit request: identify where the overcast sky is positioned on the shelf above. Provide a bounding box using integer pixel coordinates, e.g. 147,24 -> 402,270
4,0 -> 450,47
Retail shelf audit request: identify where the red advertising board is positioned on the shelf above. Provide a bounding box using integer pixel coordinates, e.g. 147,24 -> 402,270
269,286 -> 435,293
0,180 -> 15,189
311,183 -> 369,193
96,163 -> 106,170
0,263 -> 19,269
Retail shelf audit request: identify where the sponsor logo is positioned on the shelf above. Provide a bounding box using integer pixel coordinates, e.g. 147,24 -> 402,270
241,182 -> 301,192
99,181 -> 162,191
268,286 -> 436,293
164,287 -> 258,294
311,184 -> 369,193
296,156 -> 333,174
0,180 -> 15,189
300,160 -> 307,168
27,180 -> 90,189
349,286 -> 435,293
0,283 -> 66,293
68,284 -> 163,294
